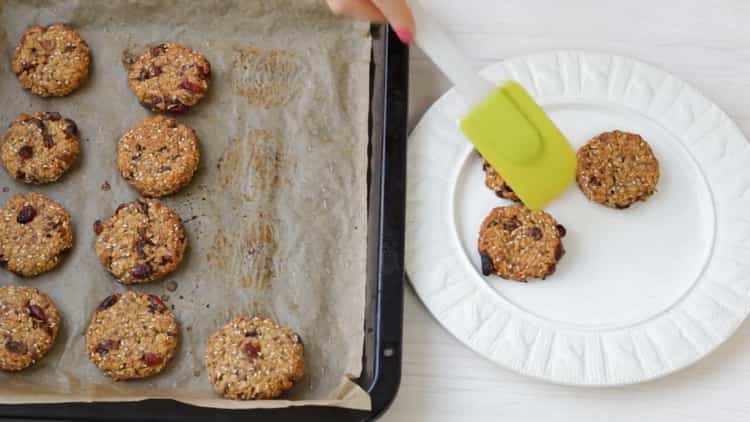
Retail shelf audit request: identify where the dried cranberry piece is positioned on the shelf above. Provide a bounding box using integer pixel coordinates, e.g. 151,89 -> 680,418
150,44 -> 166,57
556,224 -> 567,237
503,217 -> 520,232
165,99 -> 188,113
179,80 -> 204,93
63,119 -> 78,138
42,112 -> 61,121
589,175 -> 601,187
242,343 -> 260,360
28,118 -> 45,131
95,339 -> 119,355
18,145 -> 33,160
17,205 -> 36,224
147,65 -> 162,79
135,239 -> 148,259
160,255 -> 173,265
28,304 -> 47,321
93,220 -> 104,235
244,330 -> 258,337
43,133 -> 55,148
148,294 -> 167,313
528,227 -> 543,241
143,352 -> 163,366
615,203 -> 631,210
5,340 -> 27,355
131,263 -> 153,279
480,253 -> 494,276
97,294 -> 119,311
554,243 -> 566,260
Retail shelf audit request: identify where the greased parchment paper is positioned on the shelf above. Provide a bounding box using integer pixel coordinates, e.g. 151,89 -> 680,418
0,0 -> 371,410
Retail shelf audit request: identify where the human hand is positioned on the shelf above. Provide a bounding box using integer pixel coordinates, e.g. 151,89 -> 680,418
326,0 -> 415,44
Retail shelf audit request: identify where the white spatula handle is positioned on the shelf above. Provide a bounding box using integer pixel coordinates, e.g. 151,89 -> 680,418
409,0 -> 495,110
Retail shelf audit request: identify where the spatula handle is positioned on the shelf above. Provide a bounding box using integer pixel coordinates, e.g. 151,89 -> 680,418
409,0 -> 495,110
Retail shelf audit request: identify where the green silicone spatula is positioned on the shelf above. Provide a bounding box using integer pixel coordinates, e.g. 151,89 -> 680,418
410,1 -> 577,210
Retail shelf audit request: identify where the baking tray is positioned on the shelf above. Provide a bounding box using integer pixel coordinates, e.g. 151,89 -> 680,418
0,24 -> 408,422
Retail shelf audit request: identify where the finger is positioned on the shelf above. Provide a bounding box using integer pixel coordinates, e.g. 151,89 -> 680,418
326,0 -> 386,23
371,0 -> 415,44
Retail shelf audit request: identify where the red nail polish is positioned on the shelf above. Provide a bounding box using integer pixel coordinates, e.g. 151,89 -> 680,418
395,28 -> 414,45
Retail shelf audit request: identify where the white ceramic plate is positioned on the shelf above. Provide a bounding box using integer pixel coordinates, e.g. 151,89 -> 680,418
406,51 -> 750,386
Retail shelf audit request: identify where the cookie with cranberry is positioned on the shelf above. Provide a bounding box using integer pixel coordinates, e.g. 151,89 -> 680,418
482,159 -> 520,202
0,286 -> 62,371
127,43 -> 211,113
1,112 -> 80,184
117,115 -> 200,197
206,316 -> 304,400
576,130 -> 660,209
478,205 -> 566,282
94,198 -> 186,284
12,23 -> 91,97
85,291 -> 178,380
0,192 -> 74,277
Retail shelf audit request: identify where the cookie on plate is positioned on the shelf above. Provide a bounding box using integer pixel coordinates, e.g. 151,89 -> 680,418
127,43 -> 211,113
206,316 -> 304,400
85,291 -> 178,380
117,115 -> 200,197
0,285 -> 62,371
478,205 -> 566,282
576,130 -> 660,209
0,192 -> 74,277
482,159 -> 520,202
1,112 -> 80,184
94,198 -> 187,284
12,23 -> 91,97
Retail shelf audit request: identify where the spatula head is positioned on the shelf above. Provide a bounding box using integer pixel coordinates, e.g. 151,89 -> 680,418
460,81 -> 576,210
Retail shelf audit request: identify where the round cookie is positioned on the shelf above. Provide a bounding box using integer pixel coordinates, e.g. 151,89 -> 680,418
482,159 -> 520,202
1,112 -> 80,184
127,43 -> 211,113
0,192 -> 74,277
576,130 -> 660,209
0,286 -> 61,371
12,23 -> 91,97
478,205 -> 566,282
94,198 -> 186,284
117,115 -> 200,197
85,291 -> 178,380
205,316 -> 304,400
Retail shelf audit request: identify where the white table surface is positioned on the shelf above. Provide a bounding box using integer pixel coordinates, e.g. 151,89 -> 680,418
383,1 -> 750,421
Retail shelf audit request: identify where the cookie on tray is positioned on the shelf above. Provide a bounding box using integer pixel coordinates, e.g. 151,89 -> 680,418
117,115 -> 200,197
478,205 -> 566,282
94,198 -> 187,284
482,159 -> 520,202
12,23 -> 91,97
0,192 -> 74,277
205,316 -> 304,400
1,112 -> 80,184
85,291 -> 179,380
0,285 -> 62,371
127,43 -> 211,113
576,130 -> 660,209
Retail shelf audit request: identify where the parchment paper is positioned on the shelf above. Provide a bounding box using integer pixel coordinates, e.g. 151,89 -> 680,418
0,0 -> 372,410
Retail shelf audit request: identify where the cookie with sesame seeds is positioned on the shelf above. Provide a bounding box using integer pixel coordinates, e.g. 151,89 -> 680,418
205,316 -> 304,400
0,285 -> 62,371
478,205 -> 566,282
85,291 -> 179,380
12,23 -> 91,97
576,130 -> 660,209
127,43 -> 211,113
482,159 -> 520,202
0,192 -> 73,277
117,115 -> 200,197
94,198 -> 186,284
1,112 -> 80,184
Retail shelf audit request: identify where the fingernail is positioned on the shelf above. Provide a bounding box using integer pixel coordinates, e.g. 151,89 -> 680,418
395,28 -> 414,45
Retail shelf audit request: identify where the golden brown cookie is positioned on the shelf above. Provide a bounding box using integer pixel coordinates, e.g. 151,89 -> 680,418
85,291 -> 179,380
478,205 -> 566,282
11,23 -> 91,97
0,192 -> 74,277
1,112 -> 80,184
117,115 -> 200,197
0,286 -> 62,371
576,130 -> 660,209
127,43 -> 211,113
94,199 -> 186,284
482,159 -> 520,202
206,316 -> 304,400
